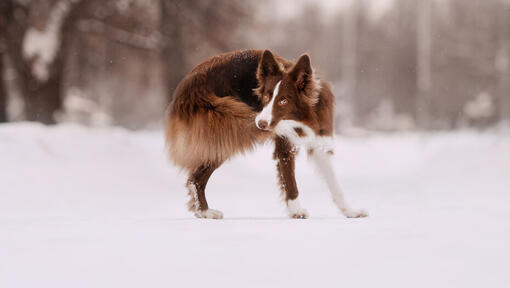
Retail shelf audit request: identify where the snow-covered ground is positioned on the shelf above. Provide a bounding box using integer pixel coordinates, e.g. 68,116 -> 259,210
1,123 -> 509,288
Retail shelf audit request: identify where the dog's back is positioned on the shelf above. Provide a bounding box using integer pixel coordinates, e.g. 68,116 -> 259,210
166,50 -> 286,171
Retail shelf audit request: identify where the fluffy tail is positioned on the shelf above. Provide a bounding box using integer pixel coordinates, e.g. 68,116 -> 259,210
166,92 -> 268,171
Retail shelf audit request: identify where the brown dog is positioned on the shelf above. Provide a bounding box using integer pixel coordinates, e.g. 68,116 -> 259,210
165,49 -> 367,219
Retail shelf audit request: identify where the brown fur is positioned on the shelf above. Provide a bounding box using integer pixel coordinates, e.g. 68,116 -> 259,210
255,52 -> 333,137
186,161 -> 220,211
274,137 -> 299,201
166,51 -> 271,171
294,127 -> 307,137
165,49 -> 335,215
166,94 -> 268,171
314,81 -> 335,136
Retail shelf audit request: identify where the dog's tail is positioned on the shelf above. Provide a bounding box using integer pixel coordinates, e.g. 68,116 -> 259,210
165,76 -> 268,171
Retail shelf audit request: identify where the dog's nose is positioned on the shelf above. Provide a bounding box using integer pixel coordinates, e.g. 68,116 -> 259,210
257,120 -> 268,130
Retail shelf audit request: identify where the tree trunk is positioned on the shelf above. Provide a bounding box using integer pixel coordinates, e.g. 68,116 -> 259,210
497,1 -> 510,124
340,0 -> 359,128
416,0 -> 432,129
0,52 -> 7,122
160,0 -> 187,103
0,0 -> 13,122
22,0 -> 76,124
3,0 -> 78,124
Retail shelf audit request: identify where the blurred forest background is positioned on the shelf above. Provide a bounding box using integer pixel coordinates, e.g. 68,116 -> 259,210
0,0 -> 509,131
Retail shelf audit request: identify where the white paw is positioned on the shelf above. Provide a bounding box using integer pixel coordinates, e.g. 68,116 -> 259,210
194,209 -> 224,219
342,208 -> 369,218
287,199 -> 309,219
289,208 -> 309,219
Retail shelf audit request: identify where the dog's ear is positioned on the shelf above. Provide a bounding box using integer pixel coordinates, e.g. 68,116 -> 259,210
289,53 -> 318,105
289,54 -> 312,91
257,50 -> 281,80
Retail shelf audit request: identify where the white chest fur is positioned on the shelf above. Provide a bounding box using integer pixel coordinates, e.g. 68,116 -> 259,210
274,120 -> 334,153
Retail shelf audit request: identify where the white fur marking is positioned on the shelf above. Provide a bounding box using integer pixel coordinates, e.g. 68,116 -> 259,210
187,182 -> 224,219
309,151 -> 368,218
22,0 -> 74,81
186,182 -> 199,211
255,81 -> 281,129
274,120 -> 334,153
195,209 -> 224,219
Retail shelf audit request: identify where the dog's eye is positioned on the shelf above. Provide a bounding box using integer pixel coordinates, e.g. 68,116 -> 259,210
263,95 -> 269,102
279,99 -> 288,106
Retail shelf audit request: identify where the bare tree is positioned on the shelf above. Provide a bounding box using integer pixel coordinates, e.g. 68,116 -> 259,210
340,0 -> 360,128
0,0 -> 15,122
160,0 -> 187,103
0,51 -> 6,122
497,0 -> 510,124
1,0 -> 80,124
159,0 -> 248,103
416,0 -> 432,128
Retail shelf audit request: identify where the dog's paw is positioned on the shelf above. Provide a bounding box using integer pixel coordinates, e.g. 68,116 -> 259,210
289,208 -> 309,219
287,199 -> 309,219
194,209 -> 224,219
342,208 -> 369,218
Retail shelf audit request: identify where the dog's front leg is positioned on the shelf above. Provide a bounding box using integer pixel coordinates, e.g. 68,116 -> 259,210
309,149 -> 368,218
274,137 -> 309,219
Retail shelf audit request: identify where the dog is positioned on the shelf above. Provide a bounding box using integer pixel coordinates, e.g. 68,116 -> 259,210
165,49 -> 367,219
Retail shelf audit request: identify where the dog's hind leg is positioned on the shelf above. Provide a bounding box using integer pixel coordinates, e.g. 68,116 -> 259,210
308,149 -> 368,218
274,137 -> 309,219
186,161 -> 223,219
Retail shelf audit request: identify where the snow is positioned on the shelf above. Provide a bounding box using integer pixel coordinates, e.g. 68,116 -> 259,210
464,92 -> 495,120
22,0 -> 75,81
1,123 -> 509,288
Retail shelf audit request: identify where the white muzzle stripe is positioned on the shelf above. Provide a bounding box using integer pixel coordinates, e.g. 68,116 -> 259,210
255,81 -> 281,129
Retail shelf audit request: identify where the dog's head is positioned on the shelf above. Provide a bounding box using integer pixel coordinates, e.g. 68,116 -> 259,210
254,50 -> 319,131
